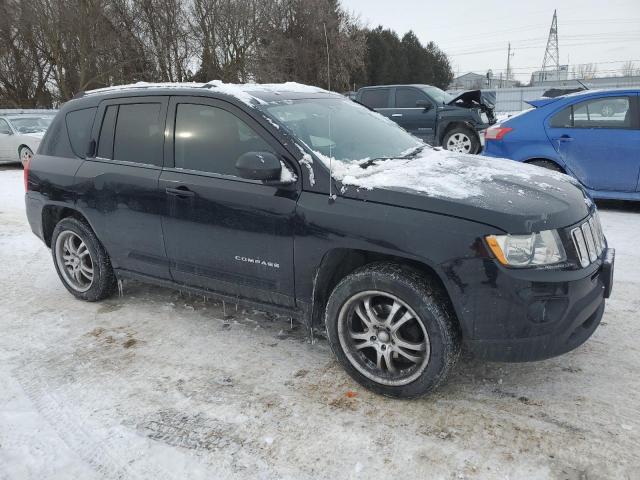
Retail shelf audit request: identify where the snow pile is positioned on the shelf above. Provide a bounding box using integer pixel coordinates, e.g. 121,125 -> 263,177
312,146 -> 578,200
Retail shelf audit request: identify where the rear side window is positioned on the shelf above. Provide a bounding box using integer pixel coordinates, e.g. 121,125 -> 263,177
97,105 -> 117,159
360,89 -> 390,109
395,88 -> 427,108
66,107 -> 97,158
550,96 -> 633,129
174,103 -> 274,176
549,106 -> 572,128
112,103 -> 164,165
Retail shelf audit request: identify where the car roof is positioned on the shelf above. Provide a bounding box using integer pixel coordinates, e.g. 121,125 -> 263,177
556,88 -> 639,101
359,84 -> 434,90
77,81 -> 340,106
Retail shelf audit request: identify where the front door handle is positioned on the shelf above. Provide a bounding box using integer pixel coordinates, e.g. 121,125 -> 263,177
558,135 -> 573,142
391,113 -> 403,118
165,186 -> 195,198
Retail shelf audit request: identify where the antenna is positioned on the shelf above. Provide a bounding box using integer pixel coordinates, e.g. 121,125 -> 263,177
323,23 -> 331,91
323,22 -> 335,202
541,10 -> 560,82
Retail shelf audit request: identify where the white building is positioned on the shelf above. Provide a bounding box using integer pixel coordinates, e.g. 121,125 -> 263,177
530,65 -> 569,85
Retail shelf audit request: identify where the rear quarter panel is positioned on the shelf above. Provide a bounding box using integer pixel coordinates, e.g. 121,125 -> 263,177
484,109 -> 562,164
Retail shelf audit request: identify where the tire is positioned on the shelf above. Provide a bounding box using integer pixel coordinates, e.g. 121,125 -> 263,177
325,262 -> 461,398
442,127 -> 480,155
528,159 -> 564,173
51,217 -> 117,302
19,146 -> 33,168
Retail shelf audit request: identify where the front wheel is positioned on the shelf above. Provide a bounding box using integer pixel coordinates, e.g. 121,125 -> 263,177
325,263 -> 461,398
442,127 -> 480,154
19,146 -> 33,167
51,217 -> 117,301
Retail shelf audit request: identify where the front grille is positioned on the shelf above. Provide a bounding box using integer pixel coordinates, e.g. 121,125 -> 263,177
571,212 -> 605,267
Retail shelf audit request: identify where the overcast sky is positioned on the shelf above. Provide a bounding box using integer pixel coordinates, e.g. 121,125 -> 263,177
341,0 -> 640,82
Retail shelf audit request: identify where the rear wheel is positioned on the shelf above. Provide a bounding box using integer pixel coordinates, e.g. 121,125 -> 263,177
528,159 -> 564,173
443,127 -> 480,154
19,146 -> 33,167
325,263 -> 460,398
51,217 -> 117,301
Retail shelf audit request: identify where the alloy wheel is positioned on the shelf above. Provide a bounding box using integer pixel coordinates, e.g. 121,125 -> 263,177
55,230 -> 94,292
446,133 -> 472,153
337,291 -> 431,386
20,147 -> 33,165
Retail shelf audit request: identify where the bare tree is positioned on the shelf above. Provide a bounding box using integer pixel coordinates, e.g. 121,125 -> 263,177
575,63 -> 598,80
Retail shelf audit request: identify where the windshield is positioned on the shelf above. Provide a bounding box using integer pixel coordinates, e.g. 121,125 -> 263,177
9,117 -> 53,133
260,98 -> 422,162
421,86 -> 453,105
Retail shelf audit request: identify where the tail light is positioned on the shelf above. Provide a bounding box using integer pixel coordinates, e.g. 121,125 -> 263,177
24,156 -> 31,191
485,125 -> 513,141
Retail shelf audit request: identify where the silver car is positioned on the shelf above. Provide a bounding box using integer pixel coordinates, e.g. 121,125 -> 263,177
0,114 -> 55,166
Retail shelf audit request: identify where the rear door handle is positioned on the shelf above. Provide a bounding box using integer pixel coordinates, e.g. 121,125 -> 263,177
558,135 -> 573,142
391,113 -> 403,118
165,186 -> 195,198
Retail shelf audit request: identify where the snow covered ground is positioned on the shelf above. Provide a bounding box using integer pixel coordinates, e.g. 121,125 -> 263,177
1,164 -> 639,479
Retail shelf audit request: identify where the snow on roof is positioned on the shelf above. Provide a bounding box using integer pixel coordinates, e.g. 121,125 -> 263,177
83,80 -> 331,106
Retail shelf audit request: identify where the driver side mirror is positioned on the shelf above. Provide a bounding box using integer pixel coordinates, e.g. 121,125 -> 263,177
416,100 -> 432,110
236,151 -> 286,183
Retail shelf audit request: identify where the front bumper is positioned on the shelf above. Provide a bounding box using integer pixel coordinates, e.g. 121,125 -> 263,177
443,248 -> 614,362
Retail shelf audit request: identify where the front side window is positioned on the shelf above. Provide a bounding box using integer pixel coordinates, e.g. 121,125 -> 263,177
395,88 -> 428,108
261,97 -> 422,162
360,89 -> 390,109
174,103 -> 274,176
113,103 -> 164,165
550,96 -> 632,129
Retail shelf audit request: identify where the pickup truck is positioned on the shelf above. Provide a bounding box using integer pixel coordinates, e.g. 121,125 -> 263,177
355,84 -> 496,154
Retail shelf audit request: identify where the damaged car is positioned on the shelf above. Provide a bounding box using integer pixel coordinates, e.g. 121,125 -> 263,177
25,82 -> 613,398
355,84 -> 496,154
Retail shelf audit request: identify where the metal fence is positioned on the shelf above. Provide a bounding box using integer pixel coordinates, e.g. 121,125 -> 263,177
449,77 -> 640,112
0,109 -> 58,115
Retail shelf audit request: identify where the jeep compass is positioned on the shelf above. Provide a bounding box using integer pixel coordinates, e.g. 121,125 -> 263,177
24,81 -> 614,398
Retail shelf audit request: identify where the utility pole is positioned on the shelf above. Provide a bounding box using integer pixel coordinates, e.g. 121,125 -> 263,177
505,42 -> 514,87
541,10 -> 560,81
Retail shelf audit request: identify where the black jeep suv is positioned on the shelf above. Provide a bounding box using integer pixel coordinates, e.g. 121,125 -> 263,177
25,82 -> 614,398
356,84 -> 495,154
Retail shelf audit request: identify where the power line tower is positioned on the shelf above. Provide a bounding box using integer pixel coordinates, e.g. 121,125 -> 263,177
541,9 -> 560,81
505,42 -> 514,85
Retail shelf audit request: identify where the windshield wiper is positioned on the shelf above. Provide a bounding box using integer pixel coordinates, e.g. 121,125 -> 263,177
359,145 -> 428,169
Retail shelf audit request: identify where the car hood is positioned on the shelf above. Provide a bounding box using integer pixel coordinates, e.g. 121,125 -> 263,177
21,131 -> 46,140
448,89 -> 495,108
336,148 -> 590,233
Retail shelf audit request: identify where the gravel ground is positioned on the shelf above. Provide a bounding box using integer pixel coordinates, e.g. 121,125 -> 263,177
1,165 -> 639,480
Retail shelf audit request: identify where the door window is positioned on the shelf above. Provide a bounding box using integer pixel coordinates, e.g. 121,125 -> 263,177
113,103 -> 164,165
66,107 -> 97,158
550,97 -> 632,129
174,103 -> 274,176
360,89 -> 390,109
395,88 -> 427,108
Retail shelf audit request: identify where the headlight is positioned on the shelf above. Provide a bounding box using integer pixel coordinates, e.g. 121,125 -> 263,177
486,230 -> 566,267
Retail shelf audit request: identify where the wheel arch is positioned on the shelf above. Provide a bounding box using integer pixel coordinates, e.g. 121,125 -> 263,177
310,248 -> 460,334
439,120 -> 478,145
524,157 -> 566,173
42,205 -> 92,248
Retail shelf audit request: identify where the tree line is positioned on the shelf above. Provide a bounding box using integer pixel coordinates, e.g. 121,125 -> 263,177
0,0 -> 454,108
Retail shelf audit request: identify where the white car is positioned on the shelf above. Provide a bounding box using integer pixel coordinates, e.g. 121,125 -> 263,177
0,114 -> 54,166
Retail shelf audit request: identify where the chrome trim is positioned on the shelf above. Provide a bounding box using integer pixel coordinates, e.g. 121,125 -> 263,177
571,213 -> 605,267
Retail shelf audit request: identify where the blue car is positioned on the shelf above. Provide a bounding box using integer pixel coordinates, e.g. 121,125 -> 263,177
483,89 -> 640,200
